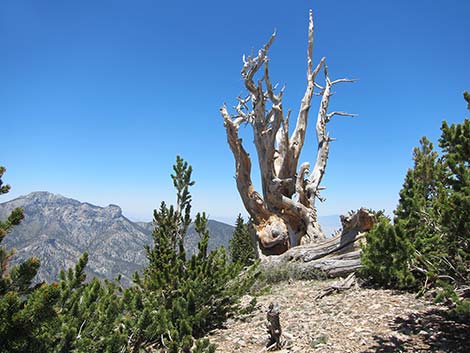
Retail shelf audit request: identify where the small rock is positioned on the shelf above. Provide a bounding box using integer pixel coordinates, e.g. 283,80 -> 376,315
236,339 -> 246,347
418,330 -> 429,336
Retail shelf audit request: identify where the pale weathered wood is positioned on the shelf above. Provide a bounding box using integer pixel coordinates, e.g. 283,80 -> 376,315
259,209 -> 374,278
221,9 -> 356,255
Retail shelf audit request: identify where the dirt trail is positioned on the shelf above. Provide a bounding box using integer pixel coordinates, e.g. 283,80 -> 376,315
207,279 -> 469,352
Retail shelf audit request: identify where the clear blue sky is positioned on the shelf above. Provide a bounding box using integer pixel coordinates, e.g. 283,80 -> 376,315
2,0 -> 469,224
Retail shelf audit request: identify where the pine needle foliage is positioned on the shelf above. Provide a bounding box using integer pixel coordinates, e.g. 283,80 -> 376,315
0,166 -> 59,353
360,216 -> 416,289
47,253 -> 128,353
361,95 -> 470,316
127,156 -> 257,352
1,168 -> 125,352
0,158 -> 257,352
229,214 -> 256,266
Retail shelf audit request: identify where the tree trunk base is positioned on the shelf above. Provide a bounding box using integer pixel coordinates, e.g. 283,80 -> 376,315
259,208 -> 374,279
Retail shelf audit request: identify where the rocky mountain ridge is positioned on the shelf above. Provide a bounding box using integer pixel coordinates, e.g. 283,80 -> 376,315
0,192 -> 234,286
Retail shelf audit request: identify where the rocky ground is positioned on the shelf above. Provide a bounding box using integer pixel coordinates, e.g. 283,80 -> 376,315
207,279 -> 469,352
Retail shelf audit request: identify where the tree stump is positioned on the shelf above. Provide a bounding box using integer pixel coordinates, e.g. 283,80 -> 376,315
266,302 -> 282,350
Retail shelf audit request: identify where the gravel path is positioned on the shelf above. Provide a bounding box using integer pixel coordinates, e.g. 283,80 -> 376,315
207,279 -> 469,352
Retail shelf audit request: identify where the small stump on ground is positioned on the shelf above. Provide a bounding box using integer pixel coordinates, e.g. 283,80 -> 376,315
266,302 -> 282,350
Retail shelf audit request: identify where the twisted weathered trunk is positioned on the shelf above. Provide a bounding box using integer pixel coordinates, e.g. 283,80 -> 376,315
221,10 -> 356,255
260,208 -> 375,278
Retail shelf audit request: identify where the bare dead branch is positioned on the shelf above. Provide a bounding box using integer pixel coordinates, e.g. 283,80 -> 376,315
331,78 -> 357,85
241,32 -> 276,95
326,111 -> 358,123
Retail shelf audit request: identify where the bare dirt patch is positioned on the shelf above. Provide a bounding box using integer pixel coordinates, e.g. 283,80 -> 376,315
207,279 -> 469,352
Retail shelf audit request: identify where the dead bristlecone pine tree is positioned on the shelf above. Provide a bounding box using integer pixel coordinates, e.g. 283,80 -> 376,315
221,9 -> 373,267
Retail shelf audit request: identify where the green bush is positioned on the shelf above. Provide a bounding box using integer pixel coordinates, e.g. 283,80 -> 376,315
360,216 -> 416,289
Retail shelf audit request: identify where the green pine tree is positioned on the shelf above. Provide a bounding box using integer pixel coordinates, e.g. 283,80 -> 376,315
229,214 -> 256,266
439,118 -> 470,285
360,215 -> 416,289
360,137 -> 446,289
360,94 -> 470,310
0,166 -> 60,353
396,137 -> 447,282
127,156 -> 257,352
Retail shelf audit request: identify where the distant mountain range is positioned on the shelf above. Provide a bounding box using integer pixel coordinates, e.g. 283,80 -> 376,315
0,192 -> 234,286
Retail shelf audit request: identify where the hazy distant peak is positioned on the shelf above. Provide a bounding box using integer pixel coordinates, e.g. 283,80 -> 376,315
23,190 -> 62,199
19,191 -> 78,204
17,192 -> 123,213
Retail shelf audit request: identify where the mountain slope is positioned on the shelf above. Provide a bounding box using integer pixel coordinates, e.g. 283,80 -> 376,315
0,192 -> 234,286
